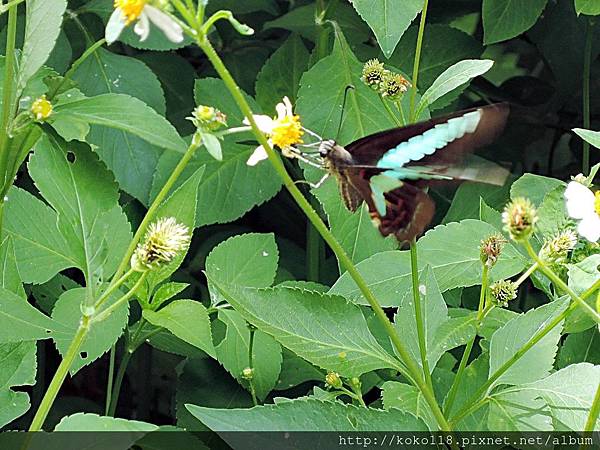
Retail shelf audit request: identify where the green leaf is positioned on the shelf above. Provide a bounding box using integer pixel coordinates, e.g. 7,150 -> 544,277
208,281 -> 400,377
17,0 -> 67,94
206,233 -> 279,289
330,219 -> 526,306
510,173 -> 565,206
565,255 -> 600,333
489,297 -> 569,387
518,363 -> 600,431
573,127 -> 600,148
71,48 -> 166,203
3,187 -> 74,284
255,34 -> 309,113
0,238 -> 25,299
575,0 -> 600,15
296,28 -> 399,147
487,389 -> 552,431
29,139 -> 131,285
145,166 -> 204,290
536,186 -> 569,238
215,309 -> 282,401
207,0 -> 278,14
416,59 -> 494,117
443,181 -> 511,224
55,412 -> 157,431
393,266 -> 451,373
52,93 -> 186,153
52,288 -> 128,374
176,358 -> 253,431
274,349 -> 324,391
151,282 -> 189,309
0,287 -> 69,343
186,397 -> 428,431
482,0 -> 548,44
0,341 -> 36,428
143,300 -> 215,358
381,381 -> 437,430
351,0 -> 422,58
557,327 -> 600,368
387,24 -> 483,93
309,178 -> 397,266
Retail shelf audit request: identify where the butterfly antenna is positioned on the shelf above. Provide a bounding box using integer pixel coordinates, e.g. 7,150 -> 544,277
335,84 -> 355,141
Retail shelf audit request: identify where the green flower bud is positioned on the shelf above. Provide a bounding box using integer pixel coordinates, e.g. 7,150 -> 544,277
361,59 -> 386,89
380,71 -> 411,100
325,371 -> 343,389
489,279 -> 518,307
242,367 -> 254,380
480,234 -> 507,268
502,197 -> 538,241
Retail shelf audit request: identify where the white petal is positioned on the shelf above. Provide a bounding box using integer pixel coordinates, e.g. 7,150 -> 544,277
577,214 -> 600,242
144,5 -> 184,43
106,8 -> 127,45
246,146 -> 269,166
565,181 -> 596,219
134,11 -> 150,42
246,115 -> 275,134
283,96 -> 293,116
275,101 -> 286,120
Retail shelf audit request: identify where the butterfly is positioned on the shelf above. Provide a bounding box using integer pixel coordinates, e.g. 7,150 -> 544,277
303,103 -> 510,243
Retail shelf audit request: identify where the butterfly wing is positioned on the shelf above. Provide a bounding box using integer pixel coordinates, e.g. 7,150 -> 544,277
338,103 -> 509,242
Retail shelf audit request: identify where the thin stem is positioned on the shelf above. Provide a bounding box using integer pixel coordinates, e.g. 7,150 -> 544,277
107,349 -> 133,416
247,327 -> 258,406
104,345 -> 116,415
348,381 -> 367,407
395,100 -> 407,126
409,0 -> 429,122
94,268 -> 135,310
48,39 -> 106,100
582,277 -> 600,301
307,222 -> 320,282
449,302 -> 577,426
111,141 -> 200,283
514,262 -> 538,287
196,35 -> 452,433
444,264 -> 489,415
524,240 -> 600,324
0,0 -> 25,14
0,3 -> 18,191
582,19 -> 593,174
380,96 -> 403,127
410,238 -> 432,389
29,316 -> 91,431
93,273 -> 147,324
582,381 -> 600,446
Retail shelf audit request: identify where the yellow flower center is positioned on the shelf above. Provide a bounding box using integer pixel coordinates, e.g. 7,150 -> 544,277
31,95 -> 53,121
594,190 -> 600,217
114,0 -> 146,24
270,115 -> 304,149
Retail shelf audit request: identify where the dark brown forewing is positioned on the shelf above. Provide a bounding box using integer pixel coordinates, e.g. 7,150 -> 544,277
345,103 -> 510,166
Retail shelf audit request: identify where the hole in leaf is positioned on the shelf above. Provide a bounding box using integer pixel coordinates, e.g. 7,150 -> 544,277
66,151 -> 76,163
80,351 -> 88,359
45,329 -> 51,334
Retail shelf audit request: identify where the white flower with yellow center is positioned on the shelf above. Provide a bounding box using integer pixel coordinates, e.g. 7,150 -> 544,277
564,180 -> 600,242
245,96 -> 304,166
106,0 -> 184,45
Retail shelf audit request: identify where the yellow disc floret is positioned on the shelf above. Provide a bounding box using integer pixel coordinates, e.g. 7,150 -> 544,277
594,190 -> 600,217
114,0 -> 147,24
31,95 -> 53,121
270,114 -> 304,149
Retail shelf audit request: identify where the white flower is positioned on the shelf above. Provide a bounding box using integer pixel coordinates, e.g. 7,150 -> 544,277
106,0 -> 184,45
245,96 -> 304,166
565,181 -> 600,242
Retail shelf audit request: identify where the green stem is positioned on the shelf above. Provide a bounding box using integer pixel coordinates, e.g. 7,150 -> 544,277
380,96 -> 403,127
449,302 -> 577,426
0,0 -> 25,14
94,268 -> 135,310
111,141 -> 200,283
582,381 -> 600,447
524,240 -> 600,324
514,262 -> 538,287
582,19 -> 593,174
48,39 -> 106,100
0,3 -> 18,191
410,238 -> 432,389
104,345 -> 116,415
444,264 -> 489,415
409,0 -> 429,122
582,276 -> 600,301
395,100 -> 407,126
307,222 -> 320,282
349,380 -> 367,407
29,316 -> 91,431
247,326 -> 258,406
195,35 -> 452,433
93,273 -> 147,324
107,349 -> 133,416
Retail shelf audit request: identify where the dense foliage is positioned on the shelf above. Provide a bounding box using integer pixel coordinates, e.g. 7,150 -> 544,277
0,0 -> 599,442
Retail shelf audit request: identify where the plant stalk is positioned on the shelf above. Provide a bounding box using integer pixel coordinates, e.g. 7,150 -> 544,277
29,316 -> 91,431
409,0 -> 429,122
582,19 -> 593,174
582,381 -> 600,449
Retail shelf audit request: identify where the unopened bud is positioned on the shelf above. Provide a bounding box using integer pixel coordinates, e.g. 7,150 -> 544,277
242,367 -> 254,380
480,234 -> 507,268
325,371 -> 342,389
502,197 -> 538,241
540,229 -> 578,264
489,279 -> 518,307
361,59 -> 386,89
